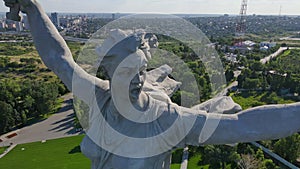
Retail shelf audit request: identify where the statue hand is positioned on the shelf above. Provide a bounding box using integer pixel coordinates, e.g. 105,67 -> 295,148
191,96 -> 242,114
4,0 -> 37,19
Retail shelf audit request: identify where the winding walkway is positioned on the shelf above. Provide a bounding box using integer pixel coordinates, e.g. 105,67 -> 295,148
260,47 -> 300,64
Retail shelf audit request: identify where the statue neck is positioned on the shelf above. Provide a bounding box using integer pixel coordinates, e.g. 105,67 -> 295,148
110,91 -> 150,116
131,91 -> 149,111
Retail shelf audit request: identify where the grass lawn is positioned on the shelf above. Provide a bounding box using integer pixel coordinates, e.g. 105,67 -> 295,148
0,134 -> 212,169
231,91 -> 294,109
0,135 -> 90,169
171,154 -> 209,169
170,163 -> 181,169
0,146 -> 8,155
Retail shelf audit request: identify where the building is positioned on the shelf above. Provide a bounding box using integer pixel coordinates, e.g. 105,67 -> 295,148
260,41 -> 277,50
4,19 -> 15,30
59,17 -> 69,28
50,12 -> 60,28
22,15 -> 30,30
0,20 -> 5,29
243,40 -> 256,47
15,21 -> 23,32
225,53 -> 238,63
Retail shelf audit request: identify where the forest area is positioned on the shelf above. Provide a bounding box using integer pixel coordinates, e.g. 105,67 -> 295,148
0,40 -> 82,134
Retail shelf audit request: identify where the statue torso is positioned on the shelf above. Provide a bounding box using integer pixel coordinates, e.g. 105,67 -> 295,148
80,91 -> 184,169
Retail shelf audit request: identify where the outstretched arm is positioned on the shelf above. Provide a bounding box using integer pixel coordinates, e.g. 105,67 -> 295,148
3,0 -> 109,105
186,103 -> 300,146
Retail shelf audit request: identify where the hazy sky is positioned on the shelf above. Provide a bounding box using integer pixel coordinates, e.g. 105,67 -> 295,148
0,0 -> 299,15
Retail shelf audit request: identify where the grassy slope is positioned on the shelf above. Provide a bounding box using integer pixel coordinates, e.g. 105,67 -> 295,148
232,91 -> 294,109
171,154 -> 209,169
0,41 -> 83,79
0,146 -> 8,155
0,134 -> 211,169
0,135 -> 90,169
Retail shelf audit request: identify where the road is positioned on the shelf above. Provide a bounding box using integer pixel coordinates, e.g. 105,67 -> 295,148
63,36 -> 88,43
0,93 -> 81,147
217,71 -> 241,97
260,47 -> 300,64
260,47 -> 288,64
279,37 -> 300,41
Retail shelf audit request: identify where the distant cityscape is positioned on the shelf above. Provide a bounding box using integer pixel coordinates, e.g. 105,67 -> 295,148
0,12 -> 299,40
0,9 -> 300,169
0,12 -> 224,34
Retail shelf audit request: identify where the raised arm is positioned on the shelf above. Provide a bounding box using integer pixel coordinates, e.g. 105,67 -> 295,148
186,103 -> 300,146
3,0 -> 109,104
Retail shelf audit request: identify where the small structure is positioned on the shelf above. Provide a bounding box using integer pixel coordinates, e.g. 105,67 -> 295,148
243,40 -> 256,47
260,41 -> 277,50
268,70 -> 287,77
225,53 -> 238,63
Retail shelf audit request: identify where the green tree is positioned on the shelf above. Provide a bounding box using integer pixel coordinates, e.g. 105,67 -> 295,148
255,148 -> 264,161
0,101 -> 15,134
250,61 -> 264,71
0,79 -> 21,105
31,81 -> 59,117
263,159 -> 279,169
225,69 -> 234,83
242,78 -> 261,90
261,92 -> 279,104
273,134 -> 300,163
202,145 -> 240,169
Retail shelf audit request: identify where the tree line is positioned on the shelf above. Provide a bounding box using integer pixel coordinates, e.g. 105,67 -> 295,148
0,41 -> 76,135
0,79 -> 67,134
237,49 -> 300,96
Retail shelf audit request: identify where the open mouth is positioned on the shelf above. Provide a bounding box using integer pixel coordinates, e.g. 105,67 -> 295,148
130,87 -> 142,94
130,83 -> 142,90
129,83 -> 143,98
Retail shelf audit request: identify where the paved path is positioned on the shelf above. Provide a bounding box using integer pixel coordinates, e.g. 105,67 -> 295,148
260,47 -> 288,64
180,147 -> 189,169
0,93 -> 81,147
217,70 -> 241,97
260,47 -> 300,64
0,144 -> 17,159
279,37 -> 300,41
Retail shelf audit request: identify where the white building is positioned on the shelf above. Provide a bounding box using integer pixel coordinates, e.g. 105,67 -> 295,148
0,20 -> 5,29
260,41 -> 277,50
243,40 -> 256,47
15,21 -> 23,32
22,15 -> 30,30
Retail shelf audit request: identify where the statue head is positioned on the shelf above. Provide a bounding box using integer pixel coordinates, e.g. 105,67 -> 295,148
96,29 -> 158,101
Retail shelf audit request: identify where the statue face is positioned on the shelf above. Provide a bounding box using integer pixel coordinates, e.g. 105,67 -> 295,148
129,65 -> 146,101
99,32 -> 157,102
110,50 -> 148,102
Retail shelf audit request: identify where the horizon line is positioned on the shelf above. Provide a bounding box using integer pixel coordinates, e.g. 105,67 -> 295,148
0,11 -> 299,17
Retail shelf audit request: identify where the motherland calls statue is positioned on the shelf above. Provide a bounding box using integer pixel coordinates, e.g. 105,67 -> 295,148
3,0 -> 300,169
